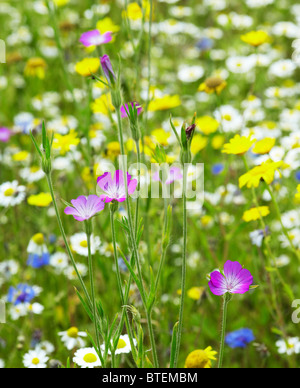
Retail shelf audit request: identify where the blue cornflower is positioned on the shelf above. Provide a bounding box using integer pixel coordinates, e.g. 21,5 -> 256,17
225,328 -> 255,348
212,163 -> 224,175
296,171 -> 300,182
27,252 -> 50,268
7,284 -> 36,305
196,37 -> 214,52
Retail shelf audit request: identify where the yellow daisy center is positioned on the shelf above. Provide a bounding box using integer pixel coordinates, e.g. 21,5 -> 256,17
32,358 -> 40,365
4,188 -> 14,197
32,233 -> 44,245
30,166 -> 40,173
67,327 -> 79,338
80,240 -> 88,248
83,353 -> 97,363
117,338 -> 127,349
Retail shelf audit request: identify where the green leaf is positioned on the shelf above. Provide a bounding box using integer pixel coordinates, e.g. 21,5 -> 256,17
29,130 -> 43,158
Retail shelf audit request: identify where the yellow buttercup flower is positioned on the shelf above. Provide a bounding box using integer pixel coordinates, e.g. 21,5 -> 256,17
295,185 -> 300,201
148,95 -> 181,112
198,76 -> 227,95
123,1 -> 151,21
252,138 -> 276,155
151,129 -> 170,146
24,58 -> 47,79
106,142 -> 121,159
75,58 -> 100,77
212,134 -> 225,150
243,206 -> 270,222
241,30 -> 270,47
191,134 -> 208,154
53,130 -> 80,155
91,94 -> 114,116
239,160 -> 284,188
197,116 -> 219,135
222,135 -> 256,156
187,287 -> 205,301
53,0 -> 70,6
184,347 -> 217,368
97,17 -> 120,34
12,151 -> 30,162
28,193 -> 52,207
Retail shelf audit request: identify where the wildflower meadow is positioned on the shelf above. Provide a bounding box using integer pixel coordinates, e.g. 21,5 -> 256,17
1,0 -> 300,371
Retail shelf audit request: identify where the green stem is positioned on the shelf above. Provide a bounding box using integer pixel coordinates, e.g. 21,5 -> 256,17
218,293 -> 231,368
265,184 -> 300,263
115,105 -> 159,368
110,207 -> 138,362
174,166 -> 188,368
86,221 -> 102,359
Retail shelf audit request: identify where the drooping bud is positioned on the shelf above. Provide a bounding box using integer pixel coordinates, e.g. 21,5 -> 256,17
185,124 -> 196,141
100,55 -> 116,86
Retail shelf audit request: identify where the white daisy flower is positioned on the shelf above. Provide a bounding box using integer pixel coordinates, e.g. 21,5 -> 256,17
64,263 -> 88,280
103,334 -> 137,355
0,181 -> 26,207
58,327 -> 87,350
268,59 -> 296,78
35,341 -> 55,354
50,252 -> 69,273
23,349 -> 49,368
276,337 -> 300,355
73,347 -> 101,369
27,233 -> 48,256
26,302 -> 44,315
19,166 -> 45,183
70,233 -> 101,257
9,303 -> 27,320
177,65 -> 204,83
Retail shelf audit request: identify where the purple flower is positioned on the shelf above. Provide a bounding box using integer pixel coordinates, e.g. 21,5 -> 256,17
64,195 -> 105,221
79,30 -> 112,47
0,127 -> 12,143
153,167 -> 183,185
120,102 -> 143,119
208,260 -> 253,296
97,170 -> 137,203
100,55 -> 116,85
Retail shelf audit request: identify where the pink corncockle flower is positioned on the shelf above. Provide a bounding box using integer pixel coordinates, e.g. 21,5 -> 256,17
120,102 -> 143,119
64,195 -> 105,221
153,167 -> 183,185
100,55 -> 116,85
208,260 -> 253,296
0,127 -> 12,143
97,170 -> 138,203
79,30 -> 112,47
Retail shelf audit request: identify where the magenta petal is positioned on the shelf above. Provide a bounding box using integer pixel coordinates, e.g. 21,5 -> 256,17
79,30 -> 112,47
224,260 -> 243,282
128,178 -> 138,195
64,206 -> 80,217
230,269 -> 253,294
97,172 -> 113,192
208,271 -> 227,295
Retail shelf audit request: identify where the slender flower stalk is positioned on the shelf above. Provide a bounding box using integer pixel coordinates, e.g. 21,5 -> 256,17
85,220 -> 102,358
218,293 -> 231,368
173,166 -> 187,368
109,204 -> 138,363
265,184 -> 300,263
116,94 -> 159,368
